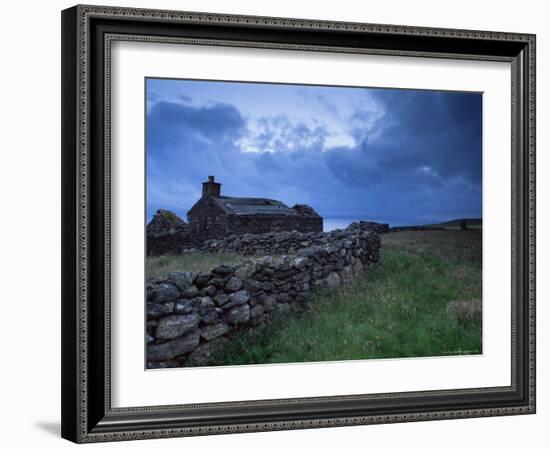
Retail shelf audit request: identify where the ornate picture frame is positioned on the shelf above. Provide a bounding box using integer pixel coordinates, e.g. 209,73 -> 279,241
61,4 -> 536,443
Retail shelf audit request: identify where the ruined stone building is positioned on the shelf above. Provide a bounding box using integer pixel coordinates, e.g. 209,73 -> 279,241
188,176 -> 323,242
147,209 -> 192,256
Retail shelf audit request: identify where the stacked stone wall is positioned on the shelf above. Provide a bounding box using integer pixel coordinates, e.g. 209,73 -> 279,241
147,223 -> 380,368
200,221 -> 385,255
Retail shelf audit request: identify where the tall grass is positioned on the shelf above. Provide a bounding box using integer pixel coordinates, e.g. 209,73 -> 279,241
185,230 -> 482,367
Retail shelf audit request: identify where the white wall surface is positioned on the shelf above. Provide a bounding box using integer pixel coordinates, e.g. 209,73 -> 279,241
0,0 -> 546,447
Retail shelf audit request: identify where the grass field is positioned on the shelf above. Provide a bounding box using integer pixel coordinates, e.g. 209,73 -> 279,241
184,229 -> 482,367
428,218 -> 483,230
147,252 -> 248,281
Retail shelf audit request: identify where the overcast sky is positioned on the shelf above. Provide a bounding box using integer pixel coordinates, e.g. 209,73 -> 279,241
146,78 -> 482,226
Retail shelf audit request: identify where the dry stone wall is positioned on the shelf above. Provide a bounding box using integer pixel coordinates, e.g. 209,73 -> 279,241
200,221 -> 386,255
146,223 -> 381,368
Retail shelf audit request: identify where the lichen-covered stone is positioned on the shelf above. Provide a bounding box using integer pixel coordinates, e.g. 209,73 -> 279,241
213,293 -> 230,306
166,271 -> 193,292
200,322 -> 229,341
225,304 -> 250,324
201,285 -> 216,297
201,310 -> 220,325
261,281 -> 274,291
243,278 -> 261,292
147,302 -> 174,319
174,299 -> 194,314
326,272 -> 341,288
224,276 -> 243,292
181,285 -> 200,299
191,297 -> 214,318
228,290 -> 249,306
155,314 -> 200,340
296,248 -> 315,258
148,283 -> 180,303
147,330 -> 200,361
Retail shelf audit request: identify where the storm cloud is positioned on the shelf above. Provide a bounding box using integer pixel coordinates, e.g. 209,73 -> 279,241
146,79 -> 482,226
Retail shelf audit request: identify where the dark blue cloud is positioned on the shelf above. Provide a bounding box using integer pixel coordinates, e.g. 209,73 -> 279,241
147,101 -> 244,150
322,89 -> 482,214
146,81 -> 482,226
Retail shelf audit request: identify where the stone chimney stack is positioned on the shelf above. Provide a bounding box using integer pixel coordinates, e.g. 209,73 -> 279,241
202,175 -> 221,198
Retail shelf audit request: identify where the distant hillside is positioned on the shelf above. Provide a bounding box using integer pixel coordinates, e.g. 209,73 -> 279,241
428,218 -> 482,229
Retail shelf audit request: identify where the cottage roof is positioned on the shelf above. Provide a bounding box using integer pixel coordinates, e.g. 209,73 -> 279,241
216,196 -> 299,216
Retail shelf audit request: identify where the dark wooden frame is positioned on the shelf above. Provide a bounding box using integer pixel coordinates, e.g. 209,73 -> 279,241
61,4 -> 536,443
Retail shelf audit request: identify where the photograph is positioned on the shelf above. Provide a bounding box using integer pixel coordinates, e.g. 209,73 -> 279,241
58,3 -> 536,443
145,78 -> 483,369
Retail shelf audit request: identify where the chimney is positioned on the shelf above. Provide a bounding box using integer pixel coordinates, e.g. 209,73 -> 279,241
202,175 -> 221,198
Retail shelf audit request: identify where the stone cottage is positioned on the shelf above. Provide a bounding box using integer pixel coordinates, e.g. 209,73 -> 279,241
188,176 -> 323,242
